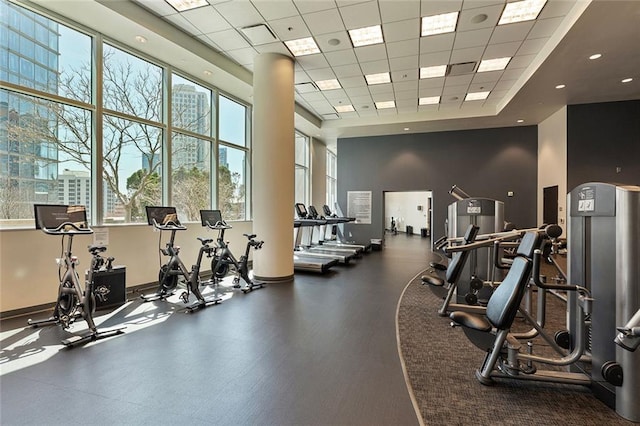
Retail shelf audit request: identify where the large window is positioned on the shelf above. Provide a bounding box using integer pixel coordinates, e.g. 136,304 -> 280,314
326,149 -> 337,210
295,132 -> 309,206
0,0 -> 252,228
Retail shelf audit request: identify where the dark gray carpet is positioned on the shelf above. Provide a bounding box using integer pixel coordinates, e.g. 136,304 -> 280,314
397,270 -> 635,426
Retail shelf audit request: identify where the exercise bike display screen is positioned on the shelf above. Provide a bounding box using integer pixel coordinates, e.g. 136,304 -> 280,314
146,206 -> 180,226
34,204 -> 88,230
200,209 -> 222,227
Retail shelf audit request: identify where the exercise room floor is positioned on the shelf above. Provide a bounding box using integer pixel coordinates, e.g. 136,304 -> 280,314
1,233 -> 432,425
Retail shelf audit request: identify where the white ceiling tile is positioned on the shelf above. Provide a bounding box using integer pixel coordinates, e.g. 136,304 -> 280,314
214,1 -> 264,27
226,47 -> 259,65
325,50 -> 358,66
316,32 -> 353,52
396,98 -> 418,109
442,84 -> 469,95
418,86 -> 443,97
389,55 -> 418,71
339,1 -> 381,29
449,46 -> 483,63
165,14 -> 201,34
508,53 -> 536,69
419,104 -> 440,112
420,33 -> 455,54
420,0 -> 462,16
196,34 -> 222,51
380,0 -> 420,23
444,74 -> 473,87
500,68 -> 524,81
484,41 -> 521,58
323,89 -> 350,100
472,70 -> 502,83
354,44 -> 388,62
207,29 -> 252,51
133,0 -> 176,17
368,83 -> 394,95
419,51 -> 451,66
453,27 -> 493,49
469,81 -> 496,92
395,89 -> 418,100
308,100 -> 337,113
517,37 -> 548,55
339,76 -> 367,88
344,86 -> 371,96
269,15 -> 311,40
489,21 -> 534,45
378,108 -> 398,116
418,77 -> 445,90
539,0 -> 581,19
306,68 -> 337,80
357,108 -> 378,117
348,94 -> 374,105
359,59 -> 389,74
387,39 -> 419,59
392,79 -> 418,92
383,19 -> 420,43
303,9 -> 346,35
182,6 -> 231,33
252,0 -> 299,20
392,68 -> 418,81
457,4 -> 503,31
254,42 -> 291,55
296,53 -> 330,70
333,63 -> 364,77
294,69 -> 312,83
293,0 -> 336,14
461,1 -> 504,11
441,94 -> 463,103
493,79 -> 516,91
528,17 -> 564,39
301,91 -> 328,101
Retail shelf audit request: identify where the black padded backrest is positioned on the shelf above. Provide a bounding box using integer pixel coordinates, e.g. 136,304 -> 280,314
445,225 -> 480,283
515,231 -> 541,258
486,256 -> 532,329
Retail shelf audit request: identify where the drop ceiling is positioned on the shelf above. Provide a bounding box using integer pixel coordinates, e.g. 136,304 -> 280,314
29,0 -> 640,147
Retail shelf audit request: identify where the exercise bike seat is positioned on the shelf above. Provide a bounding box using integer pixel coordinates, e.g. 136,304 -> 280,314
243,233 -> 257,239
88,245 -> 107,254
197,237 -> 213,245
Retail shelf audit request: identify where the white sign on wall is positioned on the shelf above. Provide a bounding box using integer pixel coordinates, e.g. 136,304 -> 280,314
347,191 -> 372,224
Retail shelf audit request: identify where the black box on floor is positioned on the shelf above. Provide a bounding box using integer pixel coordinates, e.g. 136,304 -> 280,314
370,238 -> 383,250
89,266 -> 126,310
406,225 -> 413,235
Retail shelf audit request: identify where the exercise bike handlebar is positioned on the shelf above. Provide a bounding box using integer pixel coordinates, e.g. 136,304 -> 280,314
205,220 -> 232,230
152,219 -> 186,231
42,221 -> 94,236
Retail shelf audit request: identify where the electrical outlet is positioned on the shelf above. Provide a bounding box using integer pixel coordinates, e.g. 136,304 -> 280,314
507,191 -> 514,197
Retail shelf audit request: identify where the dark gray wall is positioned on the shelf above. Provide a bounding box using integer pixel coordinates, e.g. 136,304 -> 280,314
567,100 -> 640,191
337,126 -> 538,243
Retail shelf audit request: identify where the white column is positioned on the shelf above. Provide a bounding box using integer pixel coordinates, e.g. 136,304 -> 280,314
252,53 -> 295,282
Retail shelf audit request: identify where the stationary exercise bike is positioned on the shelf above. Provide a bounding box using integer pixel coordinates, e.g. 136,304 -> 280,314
140,206 -> 221,312
201,209 -> 264,294
29,204 -> 125,347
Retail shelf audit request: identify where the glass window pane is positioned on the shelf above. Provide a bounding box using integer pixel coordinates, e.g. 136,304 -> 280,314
218,145 -> 245,220
218,95 -> 246,147
172,74 -> 211,137
172,132 -> 211,221
295,132 -> 308,166
0,90 -> 92,226
103,44 -> 162,122
102,115 -> 162,224
295,165 -> 307,206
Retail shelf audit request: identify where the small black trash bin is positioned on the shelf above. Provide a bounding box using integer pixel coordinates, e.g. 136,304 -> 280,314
421,228 -> 428,237
406,225 -> 413,235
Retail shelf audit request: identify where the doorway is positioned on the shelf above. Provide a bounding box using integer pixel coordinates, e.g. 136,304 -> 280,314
384,191 -> 433,237
543,185 -> 558,225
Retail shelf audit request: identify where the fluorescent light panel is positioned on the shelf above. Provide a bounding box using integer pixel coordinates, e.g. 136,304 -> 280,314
421,11 -> 459,36
375,101 -> 395,109
477,57 -> 511,72
315,79 -> 341,90
465,91 -> 490,101
365,72 -> 391,85
420,65 -> 447,79
285,37 -> 320,56
348,25 -> 384,47
498,0 -> 547,25
334,105 -> 355,113
165,0 -> 208,12
419,96 -> 440,105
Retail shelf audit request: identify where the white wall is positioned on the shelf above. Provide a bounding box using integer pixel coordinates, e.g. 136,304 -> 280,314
0,221 -> 253,313
538,106 -> 568,233
385,191 -> 432,234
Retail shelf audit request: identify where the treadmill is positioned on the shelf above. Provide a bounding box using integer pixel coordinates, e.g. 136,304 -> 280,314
293,220 -> 339,273
307,205 -> 362,256
321,204 -> 371,252
294,204 -> 357,263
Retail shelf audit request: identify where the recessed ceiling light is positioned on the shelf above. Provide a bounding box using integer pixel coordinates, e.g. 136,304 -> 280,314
465,91 -> 490,101
165,0 -> 208,12
375,101 -> 396,109
621,78 -> 633,83
555,84 -> 566,89
334,104 -> 355,113
420,65 -> 447,79
477,57 -> 511,72
135,35 -> 147,43
348,25 -> 384,47
498,0 -> 546,25
365,72 -> 391,85
404,127 -> 410,131
517,119 -> 524,123
419,96 -> 440,105
315,79 -> 341,90
589,53 -> 602,60
421,11 -> 459,36
284,37 -> 320,57
203,70 -> 212,76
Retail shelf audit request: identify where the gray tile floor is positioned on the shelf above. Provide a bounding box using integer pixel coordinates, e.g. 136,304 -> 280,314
1,233 -> 433,425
